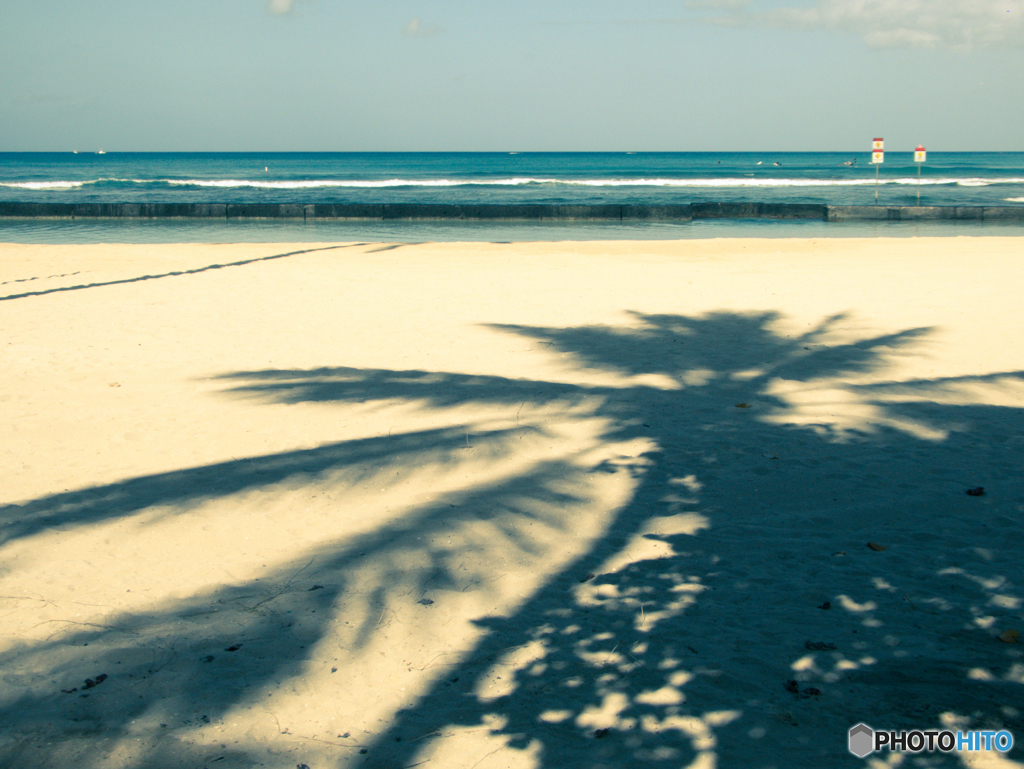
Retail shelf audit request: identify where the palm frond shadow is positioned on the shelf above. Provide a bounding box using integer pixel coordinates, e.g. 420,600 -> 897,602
0,425 -> 523,548
0,438 -> 591,766
4,310 -> 1023,768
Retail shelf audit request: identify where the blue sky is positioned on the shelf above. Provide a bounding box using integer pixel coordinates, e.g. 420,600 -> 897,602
2,0 -> 1022,151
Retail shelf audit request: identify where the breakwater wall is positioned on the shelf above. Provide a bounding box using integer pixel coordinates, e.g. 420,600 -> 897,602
1,201 -> 1023,221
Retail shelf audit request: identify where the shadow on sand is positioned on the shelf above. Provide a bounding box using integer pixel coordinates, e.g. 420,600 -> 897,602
2,311 -> 1023,768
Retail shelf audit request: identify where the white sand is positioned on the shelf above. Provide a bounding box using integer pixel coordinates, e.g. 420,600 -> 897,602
1,237 -> 1023,768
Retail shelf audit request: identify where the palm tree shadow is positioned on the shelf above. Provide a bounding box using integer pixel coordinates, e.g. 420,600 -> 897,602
210,311 -> 1024,767
4,310 -> 1024,768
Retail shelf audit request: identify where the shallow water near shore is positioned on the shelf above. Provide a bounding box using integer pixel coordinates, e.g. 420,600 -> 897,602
4,215 -> 1024,244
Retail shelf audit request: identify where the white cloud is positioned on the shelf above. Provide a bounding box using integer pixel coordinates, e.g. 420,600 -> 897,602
267,0 -> 308,16
403,17 -> 444,38
680,0 -> 1024,49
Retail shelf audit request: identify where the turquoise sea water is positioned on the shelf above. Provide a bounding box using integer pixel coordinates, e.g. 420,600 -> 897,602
2,151 -> 1023,243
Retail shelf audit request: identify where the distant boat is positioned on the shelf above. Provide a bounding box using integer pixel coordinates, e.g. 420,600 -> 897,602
97,150 -> 106,155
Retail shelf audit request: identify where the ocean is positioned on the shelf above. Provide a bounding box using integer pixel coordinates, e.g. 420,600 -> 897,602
2,151 -> 1023,243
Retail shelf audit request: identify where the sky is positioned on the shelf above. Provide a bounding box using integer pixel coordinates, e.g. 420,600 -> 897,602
1,0 -> 1022,152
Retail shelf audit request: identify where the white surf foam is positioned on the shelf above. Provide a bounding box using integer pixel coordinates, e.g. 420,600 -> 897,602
0,181 -> 89,190
163,178 -> 555,189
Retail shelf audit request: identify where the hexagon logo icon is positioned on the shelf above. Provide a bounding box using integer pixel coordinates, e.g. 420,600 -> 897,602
849,723 -> 874,757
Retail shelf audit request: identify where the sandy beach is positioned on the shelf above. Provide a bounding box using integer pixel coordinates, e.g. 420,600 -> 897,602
2,236 -> 1023,769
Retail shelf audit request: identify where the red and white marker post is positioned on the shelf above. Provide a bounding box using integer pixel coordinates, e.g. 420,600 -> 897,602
871,138 -> 884,204
914,145 -> 926,205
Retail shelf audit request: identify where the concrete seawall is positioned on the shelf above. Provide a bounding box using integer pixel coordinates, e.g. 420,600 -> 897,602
0,202 -> 695,220
825,206 -> 1024,221
1,201 -> 1022,221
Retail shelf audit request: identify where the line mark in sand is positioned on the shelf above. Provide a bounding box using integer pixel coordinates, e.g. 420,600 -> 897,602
36,618 -> 140,641
0,244 -> 361,302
